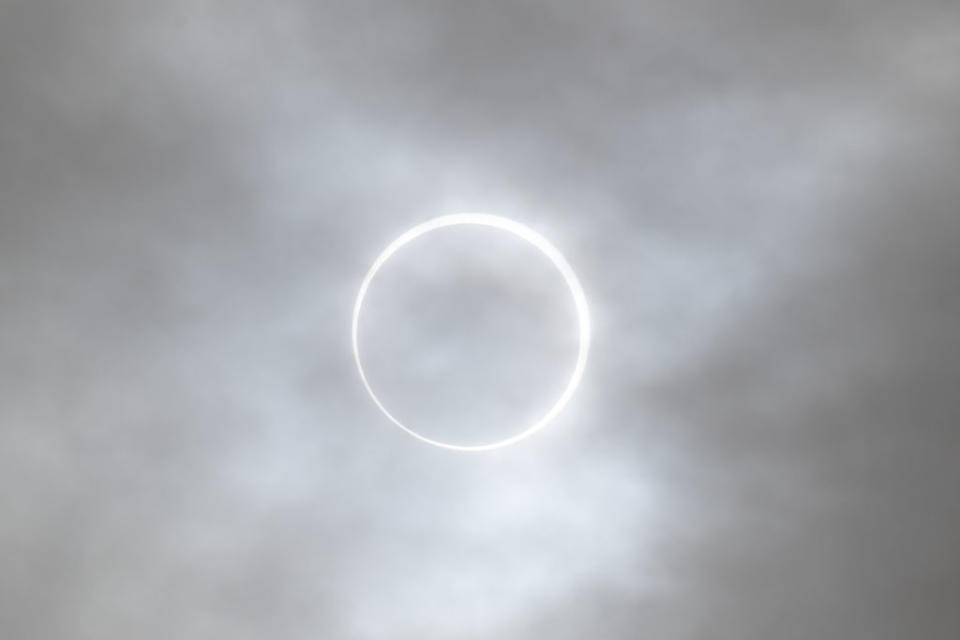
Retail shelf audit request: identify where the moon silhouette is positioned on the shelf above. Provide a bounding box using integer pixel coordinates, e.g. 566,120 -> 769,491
352,213 -> 591,451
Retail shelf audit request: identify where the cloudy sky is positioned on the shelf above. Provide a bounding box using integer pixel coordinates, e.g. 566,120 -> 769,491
1,1 -> 958,638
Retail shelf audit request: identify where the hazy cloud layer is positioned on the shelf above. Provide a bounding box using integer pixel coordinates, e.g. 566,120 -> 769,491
1,1 -> 958,638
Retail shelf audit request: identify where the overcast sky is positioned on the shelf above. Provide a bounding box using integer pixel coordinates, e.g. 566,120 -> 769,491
1,1 -> 958,638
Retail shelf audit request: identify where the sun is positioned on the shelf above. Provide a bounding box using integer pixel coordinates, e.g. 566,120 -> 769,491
352,213 -> 590,451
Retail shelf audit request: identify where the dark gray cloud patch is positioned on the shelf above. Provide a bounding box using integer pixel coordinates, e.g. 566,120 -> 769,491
1,1 -> 958,639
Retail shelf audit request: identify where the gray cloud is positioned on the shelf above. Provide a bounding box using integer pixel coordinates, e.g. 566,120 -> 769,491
1,0 -> 958,638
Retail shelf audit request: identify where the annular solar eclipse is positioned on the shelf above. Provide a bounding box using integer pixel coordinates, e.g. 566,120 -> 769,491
352,213 -> 591,451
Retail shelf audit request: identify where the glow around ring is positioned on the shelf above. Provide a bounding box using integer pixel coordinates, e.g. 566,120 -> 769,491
352,213 -> 591,452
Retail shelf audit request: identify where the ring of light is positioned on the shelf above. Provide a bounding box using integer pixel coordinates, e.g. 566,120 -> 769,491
352,213 -> 591,452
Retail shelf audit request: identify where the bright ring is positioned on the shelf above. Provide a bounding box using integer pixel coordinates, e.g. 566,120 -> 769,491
352,213 -> 591,452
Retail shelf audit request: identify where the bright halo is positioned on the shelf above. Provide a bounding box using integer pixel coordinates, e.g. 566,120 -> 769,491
352,213 -> 591,452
